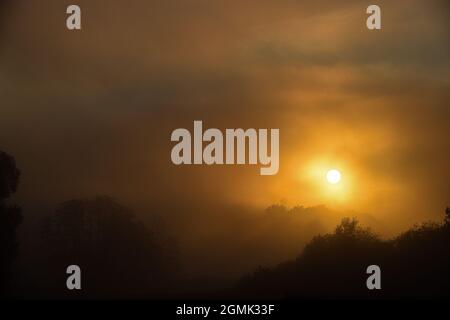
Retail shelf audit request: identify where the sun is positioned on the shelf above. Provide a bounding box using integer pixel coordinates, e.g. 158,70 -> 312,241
326,169 -> 342,184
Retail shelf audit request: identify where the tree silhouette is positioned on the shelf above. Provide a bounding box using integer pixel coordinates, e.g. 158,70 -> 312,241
445,207 -> 450,224
235,211 -> 450,299
40,196 -> 179,298
0,150 -> 22,297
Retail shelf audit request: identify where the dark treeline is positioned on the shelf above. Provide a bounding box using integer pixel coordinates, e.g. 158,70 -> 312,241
0,149 -> 180,299
234,214 -> 450,299
14,196 -> 180,299
37,196 -> 180,298
1,148 -> 450,299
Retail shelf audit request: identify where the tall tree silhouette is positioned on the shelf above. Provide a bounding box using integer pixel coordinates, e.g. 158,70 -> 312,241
0,150 -> 21,297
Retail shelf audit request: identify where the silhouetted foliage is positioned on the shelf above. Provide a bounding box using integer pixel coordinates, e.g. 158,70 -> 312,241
236,212 -> 450,299
0,150 -> 20,199
445,207 -> 450,224
40,196 -> 179,298
0,150 -> 22,296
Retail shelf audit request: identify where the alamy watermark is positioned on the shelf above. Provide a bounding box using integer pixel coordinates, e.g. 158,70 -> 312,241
170,121 -> 279,175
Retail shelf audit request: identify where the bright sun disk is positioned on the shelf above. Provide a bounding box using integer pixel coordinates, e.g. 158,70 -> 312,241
326,169 -> 342,184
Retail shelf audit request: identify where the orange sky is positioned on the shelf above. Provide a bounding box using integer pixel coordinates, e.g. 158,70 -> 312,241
0,0 -> 449,243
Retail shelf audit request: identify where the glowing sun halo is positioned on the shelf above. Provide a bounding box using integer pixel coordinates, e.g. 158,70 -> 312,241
326,169 -> 342,184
